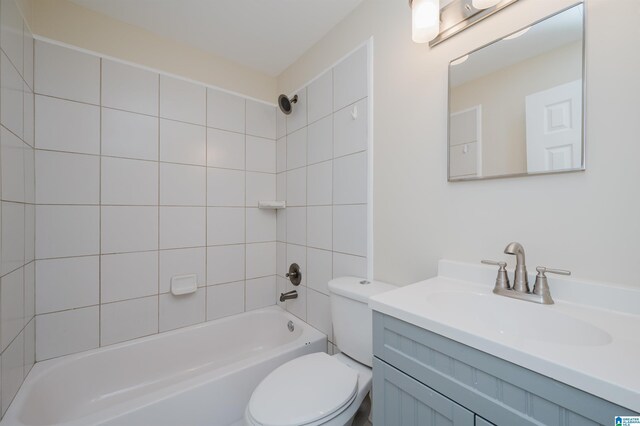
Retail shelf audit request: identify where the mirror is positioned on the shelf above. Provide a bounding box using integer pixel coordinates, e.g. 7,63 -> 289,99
448,3 -> 585,181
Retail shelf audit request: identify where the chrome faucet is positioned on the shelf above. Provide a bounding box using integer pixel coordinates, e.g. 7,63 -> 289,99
482,242 -> 571,305
504,242 -> 528,293
279,290 -> 298,302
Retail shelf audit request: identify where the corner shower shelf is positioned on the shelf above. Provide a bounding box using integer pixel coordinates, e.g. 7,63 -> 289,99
258,201 -> 286,210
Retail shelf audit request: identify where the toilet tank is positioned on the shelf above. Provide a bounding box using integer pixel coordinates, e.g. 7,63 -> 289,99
328,277 -> 396,367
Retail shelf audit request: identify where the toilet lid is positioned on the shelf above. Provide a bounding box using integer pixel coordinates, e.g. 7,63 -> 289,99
248,352 -> 358,426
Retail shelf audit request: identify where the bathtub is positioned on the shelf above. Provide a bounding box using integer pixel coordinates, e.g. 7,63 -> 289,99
3,306 -> 326,426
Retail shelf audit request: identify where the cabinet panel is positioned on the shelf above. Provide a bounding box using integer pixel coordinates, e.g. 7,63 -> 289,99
373,358 -> 474,426
475,416 -> 495,426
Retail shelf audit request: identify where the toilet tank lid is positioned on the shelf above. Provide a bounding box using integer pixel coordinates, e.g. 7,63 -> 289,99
328,276 -> 396,303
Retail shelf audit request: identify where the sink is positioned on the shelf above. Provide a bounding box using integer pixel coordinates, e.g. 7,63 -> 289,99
425,291 -> 612,346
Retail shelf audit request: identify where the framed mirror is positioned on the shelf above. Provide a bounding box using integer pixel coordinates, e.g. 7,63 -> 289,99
448,3 -> 585,181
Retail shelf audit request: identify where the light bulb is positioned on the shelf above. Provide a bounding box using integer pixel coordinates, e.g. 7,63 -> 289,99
472,0 -> 501,10
412,0 -> 440,43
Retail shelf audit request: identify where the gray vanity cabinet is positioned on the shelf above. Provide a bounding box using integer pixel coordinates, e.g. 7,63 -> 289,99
372,312 -> 637,426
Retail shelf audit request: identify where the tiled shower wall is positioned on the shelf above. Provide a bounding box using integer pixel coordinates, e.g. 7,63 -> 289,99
276,45 -> 370,353
0,0 -> 36,416
33,40 -> 279,361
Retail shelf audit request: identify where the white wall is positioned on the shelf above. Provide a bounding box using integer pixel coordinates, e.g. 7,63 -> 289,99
33,40 -> 279,361
0,0 -> 36,416
275,45 -> 371,353
278,0 -> 640,288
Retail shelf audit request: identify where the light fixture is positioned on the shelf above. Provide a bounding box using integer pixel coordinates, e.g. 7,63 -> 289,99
503,26 -> 530,40
410,0 -> 440,44
472,0 -> 502,10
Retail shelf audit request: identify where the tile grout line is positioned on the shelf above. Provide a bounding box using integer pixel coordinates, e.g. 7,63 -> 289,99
157,73 -> 161,334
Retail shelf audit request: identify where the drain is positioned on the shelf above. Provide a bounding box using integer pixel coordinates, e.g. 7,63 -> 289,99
287,320 -> 294,332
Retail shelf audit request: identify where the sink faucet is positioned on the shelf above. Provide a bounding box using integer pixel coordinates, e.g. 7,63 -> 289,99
504,242 -> 528,293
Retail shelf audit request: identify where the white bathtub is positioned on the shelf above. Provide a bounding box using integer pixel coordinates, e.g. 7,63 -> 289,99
3,306 -> 326,426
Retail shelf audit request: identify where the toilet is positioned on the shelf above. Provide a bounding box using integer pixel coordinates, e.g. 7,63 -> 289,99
244,277 -> 395,426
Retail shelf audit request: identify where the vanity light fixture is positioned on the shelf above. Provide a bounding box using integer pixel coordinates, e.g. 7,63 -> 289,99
410,0 -> 441,43
413,0 -> 520,47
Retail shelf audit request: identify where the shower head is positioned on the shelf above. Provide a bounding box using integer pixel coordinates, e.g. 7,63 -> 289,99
278,94 -> 298,115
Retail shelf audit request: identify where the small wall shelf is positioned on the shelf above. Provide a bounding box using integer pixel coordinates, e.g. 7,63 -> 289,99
258,201 -> 286,210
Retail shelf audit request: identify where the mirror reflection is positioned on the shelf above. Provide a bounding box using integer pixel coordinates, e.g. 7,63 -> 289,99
448,4 -> 584,181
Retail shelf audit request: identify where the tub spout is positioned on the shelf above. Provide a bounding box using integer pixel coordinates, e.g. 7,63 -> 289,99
279,290 -> 298,302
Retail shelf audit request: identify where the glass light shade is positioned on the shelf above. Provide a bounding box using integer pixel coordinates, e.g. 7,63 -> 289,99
412,0 -> 440,43
472,0 -> 501,9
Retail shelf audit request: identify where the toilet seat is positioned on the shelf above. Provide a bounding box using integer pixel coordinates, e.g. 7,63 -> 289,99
247,353 -> 359,426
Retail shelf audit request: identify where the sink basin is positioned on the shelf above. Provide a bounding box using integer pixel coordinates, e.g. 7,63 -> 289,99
425,291 -> 612,347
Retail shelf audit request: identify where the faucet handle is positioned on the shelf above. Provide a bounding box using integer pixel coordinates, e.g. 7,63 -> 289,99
535,266 -> 571,277
482,260 -> 510,290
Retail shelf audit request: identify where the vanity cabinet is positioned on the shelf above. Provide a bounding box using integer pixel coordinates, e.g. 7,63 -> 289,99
372,312 -> 637,426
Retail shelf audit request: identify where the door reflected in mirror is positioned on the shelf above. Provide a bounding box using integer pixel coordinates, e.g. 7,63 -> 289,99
448,3 -> 585,181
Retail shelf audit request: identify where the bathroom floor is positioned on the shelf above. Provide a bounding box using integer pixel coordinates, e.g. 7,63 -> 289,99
352,394 -> 372,426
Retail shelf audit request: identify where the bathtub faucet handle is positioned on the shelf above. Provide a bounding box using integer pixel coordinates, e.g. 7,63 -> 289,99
286,263 -> 302,286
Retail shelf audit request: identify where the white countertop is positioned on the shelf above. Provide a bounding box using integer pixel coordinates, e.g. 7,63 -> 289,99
369,260 -> 640,412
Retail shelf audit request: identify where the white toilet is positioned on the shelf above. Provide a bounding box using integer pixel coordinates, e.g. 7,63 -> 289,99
244,277 -> 395,426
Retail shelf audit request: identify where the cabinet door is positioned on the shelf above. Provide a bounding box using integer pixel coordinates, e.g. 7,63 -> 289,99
373,358 -> 474,426
475,416 -> 495,426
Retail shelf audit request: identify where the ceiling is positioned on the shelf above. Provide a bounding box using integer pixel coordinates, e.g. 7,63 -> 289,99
70,0 -> 364,77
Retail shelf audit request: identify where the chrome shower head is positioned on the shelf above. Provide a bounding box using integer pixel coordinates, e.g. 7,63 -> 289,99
278,94 -> 298,115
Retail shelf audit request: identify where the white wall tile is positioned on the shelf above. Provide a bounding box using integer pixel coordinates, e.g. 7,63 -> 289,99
276,172 -> 286,202
24,262 -> 35,325
246,276 -> 276,311
207,88 -> 245,133
246,100 -> 276,139
207,281 -> 244,320
246,136 -> 276,173
276,110 -> 286,140
35,95 -> 100,155
276,242 -> 287,277
159,206 -> 205,249
286,168 -> 306,207
307,248 -> 332,295
307,70 -> 333,123
333,252 -> 367,279
207,207 -> 245,246
159,289 -> 205,332
333,152 -> 367,205
160,163 -> 206,206
24,144 -> 35,204
159,119 -> 206,166
333,98 -> 368,158
286,207 -> 306,246
276,276 -> 288,308
1,330 -> 23,415
101,206 -> 157,254
1,127 -> 25,202
286,128 -> 307,170
36,151 -> 100,205
207,168 -> 244,207
246,208 -> 276,243
101,251 -> 158,303
207,128 -> 244,170
286,243 -> 306,287
159,247 -> 206,293
36,205 -> 99,259
207,245 -> 244,285
36,306 -> 99,361
36,256 -> 99,314
307,289 -> 332,341
246,172 -> 276,207
307,161 -> 332,206
24,204 -> 35,263
102,59 -> 158,115
102,108 -> 158,161
102,157 -> 158,206
286,88 -> 307,135
285,282 -> 306,321
276,137 -> 286,173
333,45 -> 368,111
159,75 -> 205,125
0,0 -> 24,76
307,206 -> 332,250
34,41 -> 100,104
23,87 -> 35,146
276,209 -> 286,242
246,242 -> 276,279
1,52 -> 23,138
0,267 -> 23,351
333,205 -> 367,257
24,318 -> 35,377
23,28 -> 34,90
101,296 -> 158,346
307,116 -> 333,165
1,202 -> 24,275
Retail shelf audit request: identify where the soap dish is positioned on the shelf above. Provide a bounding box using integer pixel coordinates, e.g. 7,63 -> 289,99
170,274 -> 198,296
